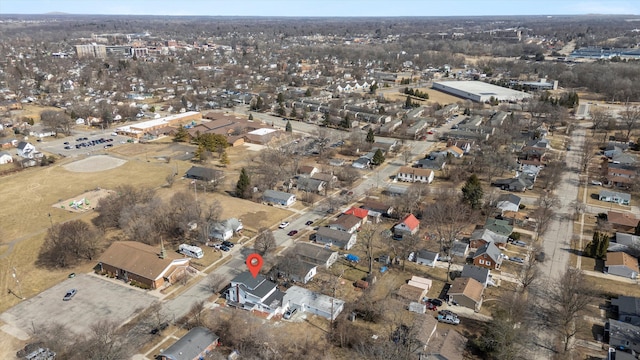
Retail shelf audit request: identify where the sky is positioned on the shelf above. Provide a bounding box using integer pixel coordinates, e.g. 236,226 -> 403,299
0,0 -> 639,17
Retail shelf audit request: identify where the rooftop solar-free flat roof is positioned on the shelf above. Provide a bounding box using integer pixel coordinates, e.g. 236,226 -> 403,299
434,81 -> 532,100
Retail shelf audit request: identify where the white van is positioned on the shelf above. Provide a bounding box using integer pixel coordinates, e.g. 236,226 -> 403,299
179,244 -> 204,259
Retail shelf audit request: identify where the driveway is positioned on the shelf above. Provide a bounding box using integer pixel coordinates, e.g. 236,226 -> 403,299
0,273 -> 157,338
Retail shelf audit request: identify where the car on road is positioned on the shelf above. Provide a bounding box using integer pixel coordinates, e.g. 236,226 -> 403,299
437,314 -> 460,325
76,138 -> 83,142
287,230 -> 298,236
63,288 -> 77,301
104,144 -> 113,148
64,146 -> 71,150
279,222 -> 290,229
305,220 -> 314,226
63,141 -> 69,145
428,298 -> 443,307
283,308 -> 297,319
510,257 -> 525,264
222,241 -> 234,248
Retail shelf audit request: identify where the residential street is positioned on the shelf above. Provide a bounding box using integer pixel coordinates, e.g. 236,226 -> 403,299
529,127 -> 586,358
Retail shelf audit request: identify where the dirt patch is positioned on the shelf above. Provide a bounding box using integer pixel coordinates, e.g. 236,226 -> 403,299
51,188 -> 115,213
385,88 -> 466,106
63,155 -> 127,172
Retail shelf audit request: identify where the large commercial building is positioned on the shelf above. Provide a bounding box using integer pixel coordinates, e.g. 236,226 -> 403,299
432,81 -> 532,103
115,111 -> 202,138
75,44 -> 107,58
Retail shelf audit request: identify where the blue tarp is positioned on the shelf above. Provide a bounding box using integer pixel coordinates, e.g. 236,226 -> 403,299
346,254 -> 359,262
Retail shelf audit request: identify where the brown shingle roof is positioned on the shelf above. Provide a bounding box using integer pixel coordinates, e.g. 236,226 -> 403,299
448,277 -> 484,303
608,211 -> 639,228
606,252 -> 640,273
330,214 -> 361,230
98,241 -> 188,281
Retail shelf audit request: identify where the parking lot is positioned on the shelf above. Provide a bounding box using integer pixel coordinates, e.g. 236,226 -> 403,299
0,273 -> 157,337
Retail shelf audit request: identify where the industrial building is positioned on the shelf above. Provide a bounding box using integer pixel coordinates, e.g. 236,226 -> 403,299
432,81 -> 532,102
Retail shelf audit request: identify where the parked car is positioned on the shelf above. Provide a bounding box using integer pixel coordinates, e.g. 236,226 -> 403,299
150,322 -> 169,335
428,298 -> 443,307
510,257 -> 525,264
220,245 -> 230,252
513,240 -> 527,247
591,180 -> 603,186
287,230 -> 298,236
437,313 -> 460,325
63,289 -> 77,301
438,309 -> 457,317
305,220 -> 314,226
426,302 -> 438,311
279,222 -> 290,229
283,308 -> 297,320
63,141 -> 69,145
104,144 -> 113,148
64,146 -> 71,150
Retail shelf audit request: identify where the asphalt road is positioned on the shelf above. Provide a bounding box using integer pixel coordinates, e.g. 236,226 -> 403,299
529,127 -> 585,358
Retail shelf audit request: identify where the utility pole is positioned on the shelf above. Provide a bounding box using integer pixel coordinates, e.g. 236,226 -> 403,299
48,212 -> 53,228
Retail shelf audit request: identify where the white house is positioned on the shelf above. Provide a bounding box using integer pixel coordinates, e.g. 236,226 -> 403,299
396,166 -> 434,184
0,151 -> 13,165
415,250 -> 439,267
16,141 -> 37,159
495,194 -> 521,213
263,190 -> 296,207
226,272 -> 286,315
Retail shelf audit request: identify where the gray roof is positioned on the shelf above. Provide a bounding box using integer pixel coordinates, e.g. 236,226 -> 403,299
496,193 -> 522,206
608,319 -> 640,347
617,233 -> 640,247
185,166 -> 223,181
158,327 -> 219,360
451,240 -> 469,257
484,218 -> 513,237
612,296 -> 640,318
230,271 -> 278,299
263,189 -> 295,202
297,177 -> 326,192
470,228 -> 508,244
461,265 -> 490,284
316,226 -> 353,243
600,190 -> 631,202
417,249 -> 438,261
474,242 -> 502,263
292,243 -> 336,265
0,151 -> 11,157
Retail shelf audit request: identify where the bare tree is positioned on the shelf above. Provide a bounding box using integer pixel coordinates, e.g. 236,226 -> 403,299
37,220 -> 102,268
78,320 -> 129,360
537,160 -> 564,191
579,137 -> 599,173
533,192 -> 560,237
517,251 -> 540,292
589,106 -> 611,136
40,110 -> 74,135
423,190 -> 476,280
206,273 -> 225,294
254,227 -> 276,256
548,268 -> 592,353
621,102 -> 640,141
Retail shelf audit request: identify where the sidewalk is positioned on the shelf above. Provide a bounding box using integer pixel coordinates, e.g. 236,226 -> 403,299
583,270 -> 640,285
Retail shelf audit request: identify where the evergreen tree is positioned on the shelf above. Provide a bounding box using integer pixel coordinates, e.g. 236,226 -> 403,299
236,168 -> 251,199
405,96 -> 413,109
290,106 -> 297,119
366,128 -> 375,143
277,92 -> 284,104
248,113 -> 254,120
220,151 -> 230,166
285,121 -> 293,132
371,149 -> 385,166
305,88 -> 312,97
194,144 -> 205,162
341,114 -> 351,128
173,126 -> 189,142
461,174 -> 484,209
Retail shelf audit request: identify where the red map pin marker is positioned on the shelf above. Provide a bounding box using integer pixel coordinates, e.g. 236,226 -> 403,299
246,253 -> 264,278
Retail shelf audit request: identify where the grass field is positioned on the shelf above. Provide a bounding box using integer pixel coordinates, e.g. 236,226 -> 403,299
0,141 -> 292,316
384,88 -> 464,106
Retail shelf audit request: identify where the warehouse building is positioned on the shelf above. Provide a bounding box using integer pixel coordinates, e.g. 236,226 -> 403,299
432,81 -> 532,103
